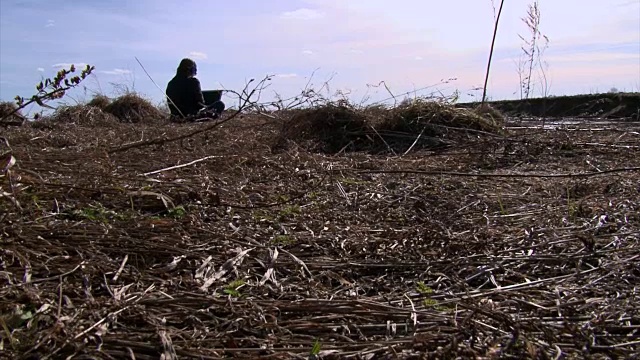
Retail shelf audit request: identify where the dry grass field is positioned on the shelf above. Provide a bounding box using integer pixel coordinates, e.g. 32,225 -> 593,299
1,96 -> 639,359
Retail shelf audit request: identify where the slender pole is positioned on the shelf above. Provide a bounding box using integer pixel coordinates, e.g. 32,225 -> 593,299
481,0 -> 505,106
135,56 -> 185,118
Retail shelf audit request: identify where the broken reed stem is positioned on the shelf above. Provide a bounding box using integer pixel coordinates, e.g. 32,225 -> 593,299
135,56 -> 185,119
403,124 -> 429,156
333,166 -> 640,178
481,0 -> 505,105
140,155 -> 229,177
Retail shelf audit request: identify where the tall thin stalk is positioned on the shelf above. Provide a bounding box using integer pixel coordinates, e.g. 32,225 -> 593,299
481,0 -> 505,106
519,1 -> 544,100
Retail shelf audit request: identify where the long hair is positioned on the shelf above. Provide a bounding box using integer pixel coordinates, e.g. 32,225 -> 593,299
176,58 -> 197,77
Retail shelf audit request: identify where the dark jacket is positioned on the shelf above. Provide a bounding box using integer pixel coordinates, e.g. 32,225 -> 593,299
166,75 -> 205,117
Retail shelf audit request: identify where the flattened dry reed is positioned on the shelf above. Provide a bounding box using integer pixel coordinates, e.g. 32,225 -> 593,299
0,113 -> 639,359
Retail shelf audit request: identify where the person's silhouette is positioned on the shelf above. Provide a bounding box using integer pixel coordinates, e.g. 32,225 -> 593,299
166,58 -> 224,119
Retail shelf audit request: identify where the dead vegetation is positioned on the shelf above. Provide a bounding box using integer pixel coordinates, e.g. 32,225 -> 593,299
1,99 -> 639,359
275,103 -> 372,153
103,92 -> 167,123
275,100 -> 506,154
383,100 -> 505,133
87,94 -> 112,110
32,104 -> 119,129
0,101 -> 25,126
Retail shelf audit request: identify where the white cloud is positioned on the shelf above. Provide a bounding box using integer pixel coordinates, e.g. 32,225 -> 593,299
45,19 -> 55,28
99,68 -> 132,75
189,51 -> 208,60
350,49 -> 364,54
52,63 -> 87,69
275,73 -> 298,78
415,56 -> 424,61
302,50 -> 314,55
281,8 -> 325,20
37,67 -> 45,72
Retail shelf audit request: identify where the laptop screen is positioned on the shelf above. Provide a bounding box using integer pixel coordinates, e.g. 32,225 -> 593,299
202,90 -> 223,105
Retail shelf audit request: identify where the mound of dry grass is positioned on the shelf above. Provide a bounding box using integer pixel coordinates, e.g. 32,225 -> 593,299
370,99 -> 505,151
275,103 -> 374,153
0,101 -> 25,125
86,94 -> 111,110
382,99 -> 505,134
473,103 -> 506,125
274,100 -> 509,154
103,93 -> 165,123
43,104 -> 119,127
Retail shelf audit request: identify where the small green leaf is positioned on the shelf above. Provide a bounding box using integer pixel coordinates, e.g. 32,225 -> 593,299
223,289 -> 240,297
416,282 -> 433,294
310,338 -> 321,356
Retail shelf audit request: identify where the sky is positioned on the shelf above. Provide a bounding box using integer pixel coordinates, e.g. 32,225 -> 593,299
1,0 -> 639,113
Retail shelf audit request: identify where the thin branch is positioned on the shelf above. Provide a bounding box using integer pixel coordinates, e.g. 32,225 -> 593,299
140,155 -> 229,177
0,88 -> 66,122
481,0 -> 505,105
134,56 -> 185,119
108,76 -> 271,153
329,166 -> 640,179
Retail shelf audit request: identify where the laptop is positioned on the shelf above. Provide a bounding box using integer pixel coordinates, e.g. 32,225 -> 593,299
202,90 -> 223,105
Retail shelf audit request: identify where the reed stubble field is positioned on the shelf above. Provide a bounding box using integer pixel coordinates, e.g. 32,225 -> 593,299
1,102 -> 639,359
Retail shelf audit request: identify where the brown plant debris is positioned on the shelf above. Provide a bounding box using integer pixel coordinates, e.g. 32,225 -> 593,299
34,104 -> 120,128
0,101 -> 25,126
87,94 -> 112,110
380,100 -> 504,136
0,110 -> 639,359
275,103 -> 373,153
275,100 -> 507,154
103,92 -> 166,123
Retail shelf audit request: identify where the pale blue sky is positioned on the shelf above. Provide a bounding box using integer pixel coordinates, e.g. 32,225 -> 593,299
1,0 -> 638,110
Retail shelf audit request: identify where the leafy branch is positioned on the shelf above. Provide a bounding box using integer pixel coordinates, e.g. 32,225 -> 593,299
1,64 -> 95,123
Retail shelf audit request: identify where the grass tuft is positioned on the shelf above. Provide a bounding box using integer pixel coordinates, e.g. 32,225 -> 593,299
103,92 -> 166,123
0,101 -> 24,124
275,103 -> 372,153
32,104 -> 119,128
87,94 -> 112,110
274,98 -> 506,154
381,99 -> 505,135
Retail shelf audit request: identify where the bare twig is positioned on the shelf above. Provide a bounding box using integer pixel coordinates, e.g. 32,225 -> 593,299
140,155 -> 228,177
402,124 -> 428,156
481,0 -> 505,105
332,166 -> 640,178
369,124 -> 397,156
108,76 -> 272,153
112,255 -> 129,281
135,56 -> 185,119
6,262 -> 85,288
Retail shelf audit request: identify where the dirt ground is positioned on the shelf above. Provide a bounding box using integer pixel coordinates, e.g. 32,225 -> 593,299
1,112 -> 639,359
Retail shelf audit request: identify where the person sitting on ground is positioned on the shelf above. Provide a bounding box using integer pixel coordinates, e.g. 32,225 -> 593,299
165,58 -> 225,120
